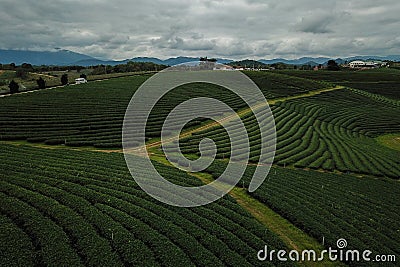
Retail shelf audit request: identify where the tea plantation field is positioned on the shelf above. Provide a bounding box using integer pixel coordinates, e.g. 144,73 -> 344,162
180,88 -> 400,178
205,161 -> 400,267
0,144 -> 292,267
0,71 -> 332,148
276,68 -> 400,100
0,70 -> 399,266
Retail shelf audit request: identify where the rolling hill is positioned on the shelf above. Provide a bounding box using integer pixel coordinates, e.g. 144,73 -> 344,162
1,49 -> 399,67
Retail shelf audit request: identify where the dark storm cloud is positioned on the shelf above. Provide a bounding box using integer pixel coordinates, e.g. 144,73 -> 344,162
0,0 -> 399,59
294,12 -> 337,34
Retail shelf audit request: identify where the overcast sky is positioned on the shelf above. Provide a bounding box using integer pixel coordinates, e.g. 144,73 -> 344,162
1,0 -> 399,60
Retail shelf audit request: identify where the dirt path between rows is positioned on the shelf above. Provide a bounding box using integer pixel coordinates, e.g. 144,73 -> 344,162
143,85 -> 345,150
0,85 -> 345,156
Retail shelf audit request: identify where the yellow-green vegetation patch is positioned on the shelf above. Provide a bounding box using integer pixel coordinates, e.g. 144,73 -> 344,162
376,133 -> 400,151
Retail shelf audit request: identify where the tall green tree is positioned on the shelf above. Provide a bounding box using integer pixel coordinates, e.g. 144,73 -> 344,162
327,60 -> 340,71
61,74 -> 68,85
8,80 -> 19,94
21,63 -> 33,70
37,77 -> 46,89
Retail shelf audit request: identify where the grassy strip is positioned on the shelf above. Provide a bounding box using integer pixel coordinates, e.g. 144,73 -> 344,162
190,172 -> 344,267
148,151 -> 343,267
376,133 -> 400,151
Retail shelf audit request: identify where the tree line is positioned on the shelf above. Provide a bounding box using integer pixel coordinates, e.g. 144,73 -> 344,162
3,61 -> 166,94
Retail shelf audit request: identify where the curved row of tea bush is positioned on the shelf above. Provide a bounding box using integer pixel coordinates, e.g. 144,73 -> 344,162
275,68 -> 400,100
243,71 -> 333,98
206,161 -> 400,267
0,144 -> 292,267
0,72 -> 334,148
179,89 -> 400,178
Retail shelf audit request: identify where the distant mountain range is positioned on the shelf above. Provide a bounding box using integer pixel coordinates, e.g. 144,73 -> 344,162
0,49 -> 95,66
1,49 -> 399,66
0,49 -> 233,66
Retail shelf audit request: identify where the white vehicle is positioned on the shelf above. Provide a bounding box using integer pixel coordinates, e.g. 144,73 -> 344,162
75,78 -> 87,84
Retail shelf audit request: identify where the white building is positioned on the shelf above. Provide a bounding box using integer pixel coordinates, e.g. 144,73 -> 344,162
75,78 -> 87,84
349,60 -> 380,69
349,60 -> 366,68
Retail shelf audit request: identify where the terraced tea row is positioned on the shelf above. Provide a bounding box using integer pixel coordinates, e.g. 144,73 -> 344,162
276,69 -> 400,100
294,89 -> 400,136
0,72 -> 333,148
179,89 -> 400,178
205,161 -> 400,267
243,71 -> 332,98
0,144 -> 291,267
